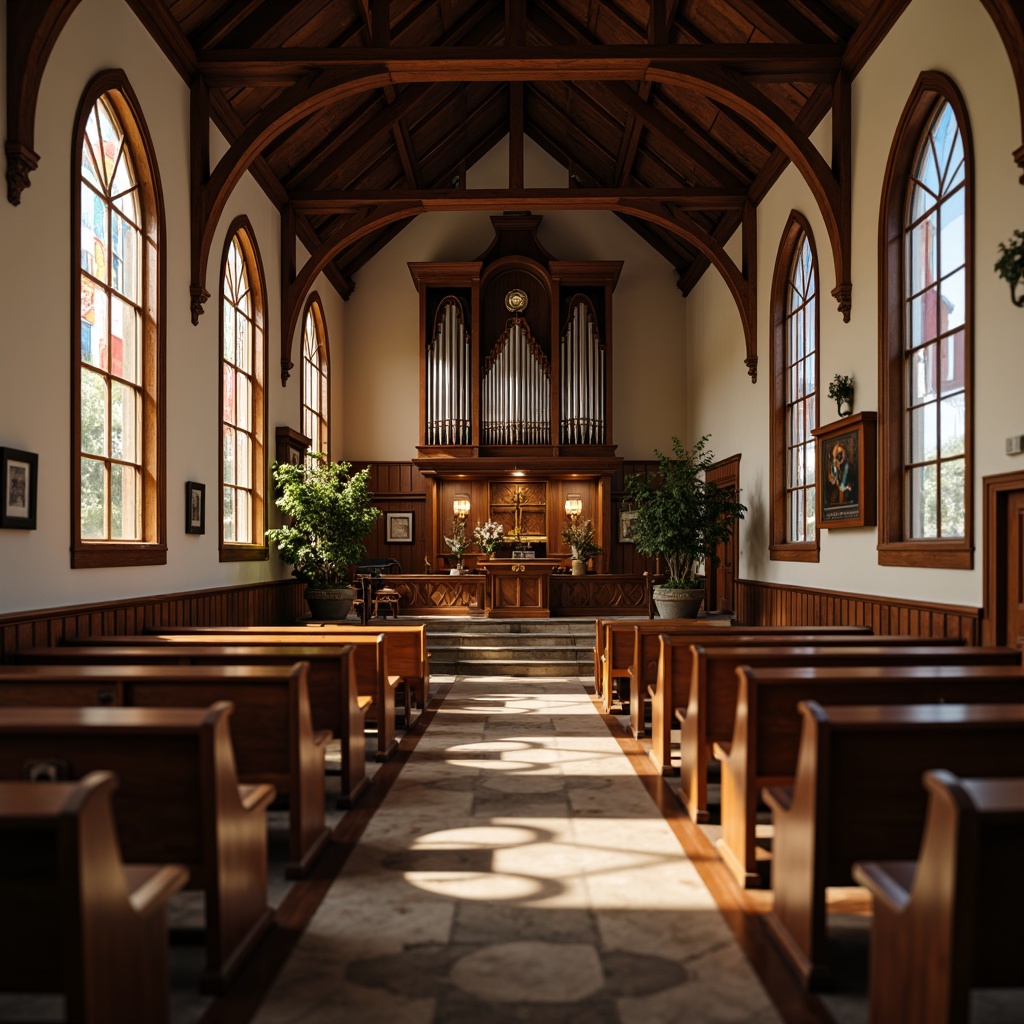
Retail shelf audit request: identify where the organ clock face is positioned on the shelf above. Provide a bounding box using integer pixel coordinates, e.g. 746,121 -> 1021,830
504,288 -> 528,313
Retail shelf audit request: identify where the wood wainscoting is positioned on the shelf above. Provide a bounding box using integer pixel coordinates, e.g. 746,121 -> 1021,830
0,580 -> 306,660
734,579 -> 982,644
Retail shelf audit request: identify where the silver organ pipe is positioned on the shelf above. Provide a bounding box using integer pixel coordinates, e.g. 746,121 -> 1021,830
481,318 -> 551,445
425,297 -> 470,445
559,297 -> 605,444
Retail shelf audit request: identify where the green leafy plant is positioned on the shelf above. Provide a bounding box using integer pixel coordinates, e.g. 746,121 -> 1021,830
265,455 -> 381,588
827,373 -> 854,413
995,229 -> 1024,306
624,435 -> 746,589
561,517 -> 602,561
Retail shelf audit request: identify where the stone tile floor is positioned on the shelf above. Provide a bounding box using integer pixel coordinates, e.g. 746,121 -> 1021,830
252,676 -> 782,1024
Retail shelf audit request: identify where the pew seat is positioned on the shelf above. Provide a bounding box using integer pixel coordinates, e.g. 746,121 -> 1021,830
0,703 -> 274,993
853,769 -> 1024,1024
763,701 -> 1024,990
12,644 -> 370,805
0,770 -> 188,1023
0,661 -> 331,878
715,663 -> 1024,888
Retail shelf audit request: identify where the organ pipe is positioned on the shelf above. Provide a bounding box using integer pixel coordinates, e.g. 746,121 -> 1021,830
425,297 -> 471,445
559,297 -> 605,444
481,318 -> 551,445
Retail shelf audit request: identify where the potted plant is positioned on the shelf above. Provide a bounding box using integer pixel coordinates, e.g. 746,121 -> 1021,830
995,229 -> 1024,306
473,519 -> 504,559
625,435 -> 747,618
266,455 -> 381,619
561,517 -> 602,575
827,373 -> 855,417
443,518 -> 469,573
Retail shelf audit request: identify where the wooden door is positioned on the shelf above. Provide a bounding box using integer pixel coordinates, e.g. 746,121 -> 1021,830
1007,491 -> 1024,649
704,454 -> 741,615
982,471 -> 1024,647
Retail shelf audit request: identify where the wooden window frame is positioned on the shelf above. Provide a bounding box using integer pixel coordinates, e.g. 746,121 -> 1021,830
300,293 -> 330,461
219,217 -> 268,563
770,211 -> 820,562
878,72 -> 974,569
71,70 -> 165,569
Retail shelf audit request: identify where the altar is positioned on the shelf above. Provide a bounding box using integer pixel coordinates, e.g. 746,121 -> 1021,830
482,558 -> 562,618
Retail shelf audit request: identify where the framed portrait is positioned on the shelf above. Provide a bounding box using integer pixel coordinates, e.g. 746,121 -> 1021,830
0,448 -> 38,530
619,508 -> 638,543
185,481 -> 206,535
386,511 -> 413,543
812,412 -> 877,529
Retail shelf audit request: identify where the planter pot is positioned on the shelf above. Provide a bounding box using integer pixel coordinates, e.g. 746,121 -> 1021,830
837,397 -> 853,417
305,586 -> 356,621
571,558 -> 586,576
449,567 -> 466,575
653,586 -> 704,619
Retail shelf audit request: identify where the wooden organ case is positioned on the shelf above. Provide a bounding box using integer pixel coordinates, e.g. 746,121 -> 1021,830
410,214 -> 623,588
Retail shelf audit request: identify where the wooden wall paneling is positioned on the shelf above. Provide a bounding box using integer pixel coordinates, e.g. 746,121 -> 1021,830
734,579 -> 981,644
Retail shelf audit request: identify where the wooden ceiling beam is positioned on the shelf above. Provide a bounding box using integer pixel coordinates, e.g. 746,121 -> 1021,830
196,44 -> 844,87
188,0 -> 265,51
720,0 -> 830,44
289,186 -> 749,212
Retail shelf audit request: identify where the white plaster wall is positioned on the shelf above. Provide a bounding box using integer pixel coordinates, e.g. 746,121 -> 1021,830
0,0 -> 342,612
683,0 -> 1024,606
340,136 -> 688,462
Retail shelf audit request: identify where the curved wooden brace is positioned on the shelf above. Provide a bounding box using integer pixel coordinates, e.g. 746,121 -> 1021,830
195,63 -> 852,329
279,196 -> 757,385
5,0 -> 87,204
649,64 -> 851,321
980,0 -> 1024,182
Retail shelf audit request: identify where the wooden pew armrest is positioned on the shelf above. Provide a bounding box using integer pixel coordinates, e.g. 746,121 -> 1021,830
674,707 -> 687,725
357,695 -> 373,711
852,859 -> 916,914
387,674 -> 403,689
313,729 -> 332,748
239,782 -> 276,812
763,784 -> 793,814
647,684 -> 657,700
712,740 -> 731,760
124,863 -> 189,916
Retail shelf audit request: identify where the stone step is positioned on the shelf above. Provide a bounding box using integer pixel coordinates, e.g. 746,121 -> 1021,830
432,643 -> 592,662
427,633 -> 594,648
435,658 -> 589,677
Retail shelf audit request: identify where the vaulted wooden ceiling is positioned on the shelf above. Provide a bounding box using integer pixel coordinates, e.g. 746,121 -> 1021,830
131,0 -> 901,301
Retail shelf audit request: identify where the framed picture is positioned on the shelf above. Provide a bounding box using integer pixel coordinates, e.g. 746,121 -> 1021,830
0,448 -> 38,529
185,481 -> 206,535
619,508 -> 638,543
812,411 -> 877,529
386,511 -> 413,543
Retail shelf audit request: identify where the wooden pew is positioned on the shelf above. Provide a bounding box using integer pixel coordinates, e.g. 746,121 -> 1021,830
149,622 -> 431,714
11,644 -> 370,807
0,703 -> 275,993
58,632 -> 399,762
854,770 -> 1024,1024
718,663 -> 1024,888
0,662 -> 331,878
647,632 -> 955,778
674,639 -> 996,822
763,701 -> 1024,990
629,624 -> 873,746
0,770 -> 188,1024
597,616 -> 743,714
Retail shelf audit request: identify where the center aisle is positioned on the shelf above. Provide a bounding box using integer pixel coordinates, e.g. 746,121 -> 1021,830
253,675 -> 783,1023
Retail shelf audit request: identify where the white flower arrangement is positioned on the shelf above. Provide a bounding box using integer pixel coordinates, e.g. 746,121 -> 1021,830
443,518 -> 468,565
472,519 -> 504,555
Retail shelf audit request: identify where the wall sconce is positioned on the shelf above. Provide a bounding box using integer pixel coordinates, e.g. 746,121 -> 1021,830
453,495 -> 471,520
564,494 -> 583,520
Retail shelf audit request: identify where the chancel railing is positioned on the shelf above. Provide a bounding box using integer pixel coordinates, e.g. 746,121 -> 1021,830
481,318 -> 551,445
560,296 -> 605,445
425,296 -> 471,445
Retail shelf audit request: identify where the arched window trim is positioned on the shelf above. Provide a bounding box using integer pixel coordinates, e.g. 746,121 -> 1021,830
300,292 -> 330,461
770,211 -> 820,562
71,70 -> 165,569
878,72 -> 974,569
219,216 -> 268,563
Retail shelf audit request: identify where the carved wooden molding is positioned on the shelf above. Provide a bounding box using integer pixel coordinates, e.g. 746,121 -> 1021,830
980,0 -> 1024,182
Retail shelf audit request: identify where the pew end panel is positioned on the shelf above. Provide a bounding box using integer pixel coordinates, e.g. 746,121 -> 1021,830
0,770 -> 188,1024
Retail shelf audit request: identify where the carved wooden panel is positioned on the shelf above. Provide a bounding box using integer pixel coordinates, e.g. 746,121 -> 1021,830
378,576 -> 485,616
550,576 -> 648,615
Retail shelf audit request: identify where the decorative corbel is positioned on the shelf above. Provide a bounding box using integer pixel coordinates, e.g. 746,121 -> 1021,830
5,141 -> 38,205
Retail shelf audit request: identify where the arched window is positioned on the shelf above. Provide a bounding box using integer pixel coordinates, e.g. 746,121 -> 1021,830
301,295 -> 330,460
879,74 -> 973,569
770,212 -> 819,562
220,219 -> 267,560
73,72 -> 164,568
